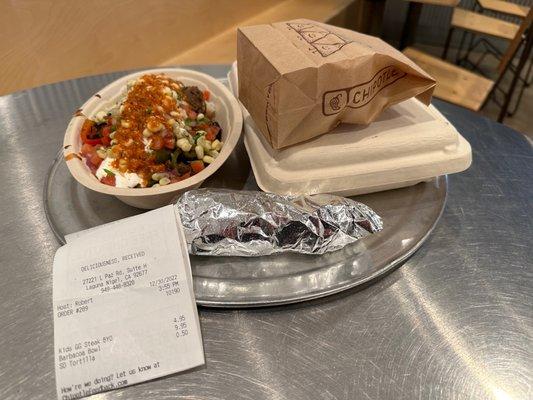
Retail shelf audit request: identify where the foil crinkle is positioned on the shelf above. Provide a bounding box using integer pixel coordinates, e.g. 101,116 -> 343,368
175,189 -> 383,257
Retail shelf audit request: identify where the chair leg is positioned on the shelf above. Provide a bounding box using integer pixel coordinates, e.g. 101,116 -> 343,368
498,27 -> 533,123
506,56 -> 533,116
462,33 -> 478,66
506,80 -> 528,117
442,28 -> 454,60
455,31 -> 468,63
524,58 -> 532,87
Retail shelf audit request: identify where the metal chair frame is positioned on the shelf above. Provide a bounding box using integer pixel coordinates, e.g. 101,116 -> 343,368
454,36 -> 532,116
440,4 -> 532,121
454,1 -> 531,82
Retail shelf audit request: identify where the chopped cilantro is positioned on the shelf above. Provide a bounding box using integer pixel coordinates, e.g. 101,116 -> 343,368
103,168 -> 115,176
170,149 -> 180,167
193,131 -> 206,143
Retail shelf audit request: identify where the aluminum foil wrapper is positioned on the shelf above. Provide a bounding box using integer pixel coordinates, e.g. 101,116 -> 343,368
175,189 -> 383,257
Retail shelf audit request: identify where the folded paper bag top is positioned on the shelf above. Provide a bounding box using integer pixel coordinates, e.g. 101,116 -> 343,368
237,19 -> 436,149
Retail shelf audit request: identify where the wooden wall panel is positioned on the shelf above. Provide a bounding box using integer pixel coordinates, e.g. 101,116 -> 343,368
0,0 -> 281,94
164,0 -> 355,65
0,0 -> 356,95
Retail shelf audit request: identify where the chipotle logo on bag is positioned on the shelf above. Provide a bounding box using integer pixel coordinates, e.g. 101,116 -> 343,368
237,19 -> 436,149
323,66 -> 407,115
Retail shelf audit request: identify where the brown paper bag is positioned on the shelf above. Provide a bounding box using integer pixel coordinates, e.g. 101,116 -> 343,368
237,19 -> 436,149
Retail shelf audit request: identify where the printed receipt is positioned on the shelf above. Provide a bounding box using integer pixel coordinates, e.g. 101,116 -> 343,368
53,205 -> 204,400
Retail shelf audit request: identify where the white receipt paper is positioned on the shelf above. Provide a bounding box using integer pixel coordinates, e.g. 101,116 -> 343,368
53,205 -> 204,400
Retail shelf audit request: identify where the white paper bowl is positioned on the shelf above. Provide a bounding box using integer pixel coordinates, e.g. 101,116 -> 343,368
63,68 -> 242,209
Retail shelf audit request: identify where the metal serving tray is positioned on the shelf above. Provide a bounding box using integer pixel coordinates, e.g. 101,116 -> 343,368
44,134 -> 446,307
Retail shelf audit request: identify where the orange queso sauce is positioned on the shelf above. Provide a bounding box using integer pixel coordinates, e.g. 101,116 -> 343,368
111,74 -> 185,183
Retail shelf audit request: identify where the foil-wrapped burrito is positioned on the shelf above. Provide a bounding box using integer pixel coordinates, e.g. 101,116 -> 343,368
175,189 -> 383,256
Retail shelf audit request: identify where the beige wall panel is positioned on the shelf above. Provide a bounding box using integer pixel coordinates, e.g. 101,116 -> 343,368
164,0 -> 354,65
0,0 -> 281,94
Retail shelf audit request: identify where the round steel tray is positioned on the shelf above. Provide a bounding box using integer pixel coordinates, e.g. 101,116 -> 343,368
44,139 -> 446,307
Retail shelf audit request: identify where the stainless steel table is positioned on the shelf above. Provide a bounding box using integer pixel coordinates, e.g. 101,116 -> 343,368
1,66 -> 531,400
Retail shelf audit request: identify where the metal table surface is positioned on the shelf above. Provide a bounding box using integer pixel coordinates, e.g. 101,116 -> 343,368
0,65 -> 531,400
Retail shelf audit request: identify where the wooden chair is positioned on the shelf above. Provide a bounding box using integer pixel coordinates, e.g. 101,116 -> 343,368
442,7 -> 520,60
403,8 -> 533,121
449,1 -> 531,68
446,4 -> 532,117
477,0 -> 530,18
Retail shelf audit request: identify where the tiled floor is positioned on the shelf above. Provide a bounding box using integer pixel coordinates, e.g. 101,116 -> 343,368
415,44 -> 532,139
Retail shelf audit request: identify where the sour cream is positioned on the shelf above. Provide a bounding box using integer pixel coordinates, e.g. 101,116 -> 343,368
96,157 -> 142,188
